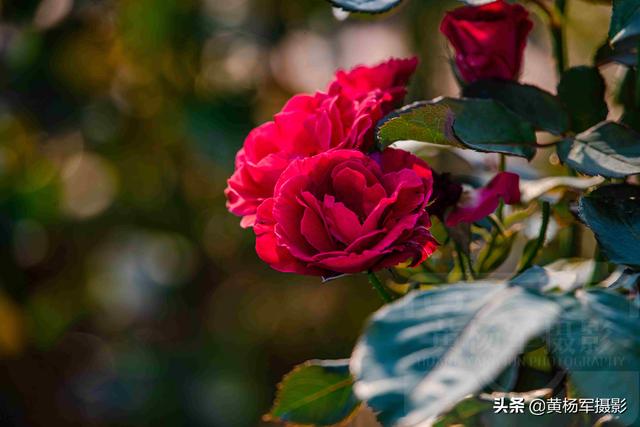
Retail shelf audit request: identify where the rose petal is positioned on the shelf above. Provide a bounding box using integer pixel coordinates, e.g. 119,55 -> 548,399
445,171 -> 520,226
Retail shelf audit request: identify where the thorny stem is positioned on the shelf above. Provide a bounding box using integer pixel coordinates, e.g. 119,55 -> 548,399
518,201 -> 551,274
368,271 -> 394,303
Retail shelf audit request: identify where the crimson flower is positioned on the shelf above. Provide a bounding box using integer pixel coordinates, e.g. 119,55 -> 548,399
225,58 -> 418,228
440,0 -> 533,83
254,148 -> 437,276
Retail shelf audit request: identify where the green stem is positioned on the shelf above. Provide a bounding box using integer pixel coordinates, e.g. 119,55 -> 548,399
518,201 -> 551,274
367,271 -> 393,303
487,214 -> 506,236
497,154 -> 506,221
454,241 -> 475,281
463,251 -> 476,280
455,248 -> 469,281
478,228 -> 499,274
551,0 -> 567,77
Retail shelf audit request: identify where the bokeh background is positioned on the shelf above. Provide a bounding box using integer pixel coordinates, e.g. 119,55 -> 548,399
0,0 -> 616,425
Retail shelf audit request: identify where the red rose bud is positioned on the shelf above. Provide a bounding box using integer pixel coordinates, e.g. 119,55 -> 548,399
225,58 -> 418,228
254,148 -> 438,276
440,0 -> 533,83
445,172 -> 521,227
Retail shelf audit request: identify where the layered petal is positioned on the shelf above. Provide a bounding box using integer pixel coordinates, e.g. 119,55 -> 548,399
445,172 -> 521,226
225,58 -> 419,226
254,148 -> 437,276
440,0 -> 533,83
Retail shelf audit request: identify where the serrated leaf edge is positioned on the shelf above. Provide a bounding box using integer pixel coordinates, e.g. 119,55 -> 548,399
263,360 -> 362,427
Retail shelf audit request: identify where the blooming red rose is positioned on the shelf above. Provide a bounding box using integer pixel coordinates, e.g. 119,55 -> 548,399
254,148 -> 437,276
329,57 -> 418,105
225,58 -> 418,228
440,0 -> 533,83
445,172 -> 521,226
225,92 -> 376,227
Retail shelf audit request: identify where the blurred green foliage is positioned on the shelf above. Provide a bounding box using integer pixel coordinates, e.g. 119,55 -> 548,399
0,0 -> 395,425
0,0 -> 615,425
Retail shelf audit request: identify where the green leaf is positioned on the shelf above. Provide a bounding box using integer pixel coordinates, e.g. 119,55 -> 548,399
557,122 -> 640,178
610,0 -> 640,44
266,359 -> 360,426
548,288 -> 640,426
377,97 -> 537,159
376,99 -> 462,149
464,80 -> 569,135
595,38 -> 637,67
480,403 -> 583,427
511,260 -> 596,293
578,184 -> 640,269
608,268 -> 640,291
327,0 -> 402,13
435,393 -> 583,427
433,396 -> 493,427
453,98 -> 537,159
350,282 -> 562,426
557,67 -> 608,133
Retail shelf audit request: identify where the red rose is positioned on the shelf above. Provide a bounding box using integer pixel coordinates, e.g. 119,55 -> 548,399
445,172 -> 521,226
254,148 -> 437,276
225,58 -> 418,228
225,92 -> 375,227
329,57 -> 418,105
440,0 -> 533,83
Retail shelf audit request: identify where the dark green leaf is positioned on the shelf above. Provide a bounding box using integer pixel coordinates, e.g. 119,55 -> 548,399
464,80 -> 569,135
266,359 -> 360,426
433,396 -> 493,427
511,260 -> 596,293
327,0 -> 402,13
608,268 -> 640,291
377,97 -> 537,159
351,282 -> 561,426
480,404 -> 583,427
435,393 -> 583,427
579,184 -> 640,269
453,98 -> 537,159
557,66 -> 608,133
596,37 -> 637,67
557,122 -> 640,178
622,109 -> 640,132
610,0 -> 640,44
548,288 -> 640,426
